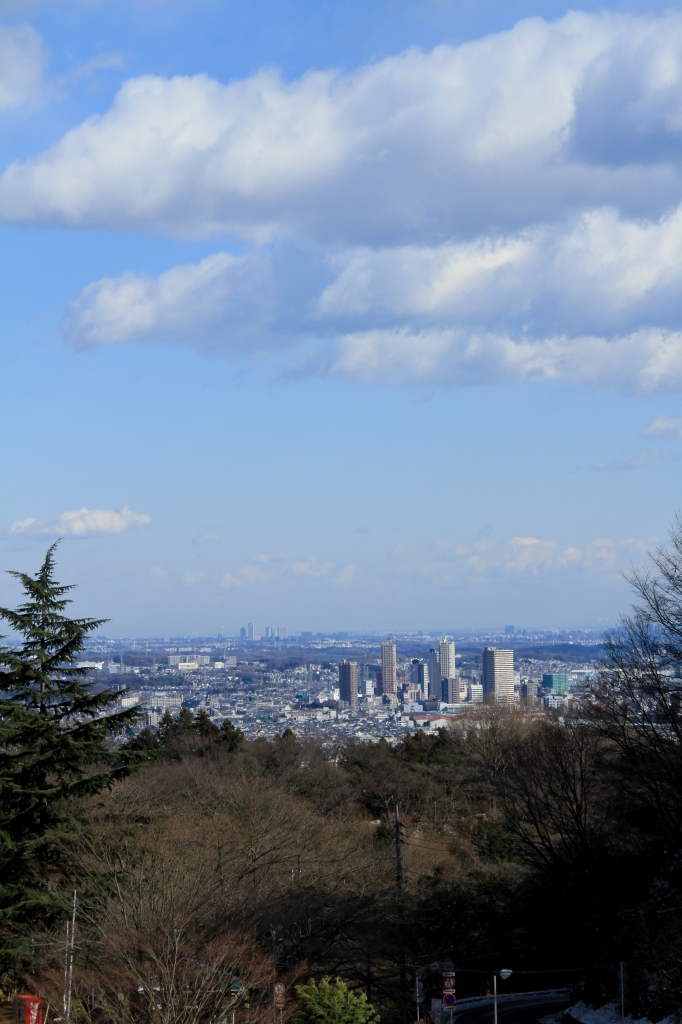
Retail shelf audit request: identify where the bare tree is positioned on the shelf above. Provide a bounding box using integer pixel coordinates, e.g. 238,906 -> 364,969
586,514 -> 682,844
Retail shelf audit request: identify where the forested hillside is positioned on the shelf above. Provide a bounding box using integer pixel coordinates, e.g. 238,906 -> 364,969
4,541 -> 682,1023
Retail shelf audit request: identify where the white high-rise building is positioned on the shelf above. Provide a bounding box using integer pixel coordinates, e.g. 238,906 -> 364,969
482,648 -> 514,703
439,639 -> 456,679
381,638 -> 397,695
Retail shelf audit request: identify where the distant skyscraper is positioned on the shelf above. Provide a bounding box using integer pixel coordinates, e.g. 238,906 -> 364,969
239,627 -> 246,640
439,639 -> 456,679
482,648 -> 514,703
439,639 -> 456,702
339,660 -> 359,706
265,626 -> 272,638
504,625 -> 516,635
522,680 -> 540,706
279,626 -> 288,639
381,639 -> 397,695
427,648 -> 441,699
441,677 -> 457,703
410,659 -> 429,695
247,622 -> 254,640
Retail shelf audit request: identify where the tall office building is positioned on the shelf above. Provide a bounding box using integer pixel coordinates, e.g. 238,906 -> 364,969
239,627 -> 246,640
339,660 -> 359,707
247,622 -> 254,640
522,680 -> 540,706
439,639 -> 456,679
482,648 -> 514,703
427,648 -> 441,699
410,659 -> 429,696
381,639 -> 397,695
441,677 -> 458,704
542,672 -> 569,694
439,639 -> 456,704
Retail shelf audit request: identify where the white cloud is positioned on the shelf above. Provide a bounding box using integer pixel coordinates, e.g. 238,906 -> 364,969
642,415 -> 682,438
194,531 -> 222,545
219,554 -> 358,588
0,25 -> 44,111
183,569 -> 208,585
318,204 -> 682,333
62,251 -> 277,350
9,504 -> 152,537
4,12 -> 682,240
59,200 -> 682,392
22,10 -> 682,394
408,535 -> 623,585
291,557 -> 335,577
335,564 -> 360,586
308,326 -> 682,394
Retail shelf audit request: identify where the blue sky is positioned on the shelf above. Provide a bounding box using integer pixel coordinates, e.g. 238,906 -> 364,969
2,0 -> 682,636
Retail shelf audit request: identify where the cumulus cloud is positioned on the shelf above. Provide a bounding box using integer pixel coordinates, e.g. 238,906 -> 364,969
409,535 -> 624,585
5,12 -> 682,240
25,10 -> 682,393
317,204 -> 682,336
642,415 -> 682,438
63,248 -> 682,391
301,326 -> 682,394
0,25 -> 44,111
9,504 -> 152,538
62,251 -> 278,350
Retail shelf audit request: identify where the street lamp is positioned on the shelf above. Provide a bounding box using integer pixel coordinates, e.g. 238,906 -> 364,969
493,970 -> 513,1024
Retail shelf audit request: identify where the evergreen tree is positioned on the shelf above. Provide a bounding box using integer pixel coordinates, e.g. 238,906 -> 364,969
0,544 -> 144,932
195,707 -> 219,739
158,708 -> 177,747
293,978 -> 378,1024
218,717 -> 244,752
175,707 -> 196,735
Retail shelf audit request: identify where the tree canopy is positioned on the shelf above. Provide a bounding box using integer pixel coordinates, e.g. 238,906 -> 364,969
0,544 -> 145,944
293,978 -> 379,1024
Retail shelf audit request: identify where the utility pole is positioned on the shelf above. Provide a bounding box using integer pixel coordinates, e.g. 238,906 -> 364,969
394,804 -> 407,1024
493,975 -> 497,1024
65,890 -> 77,1024
619,962 -> 628,1017
271,931 -> 277,1024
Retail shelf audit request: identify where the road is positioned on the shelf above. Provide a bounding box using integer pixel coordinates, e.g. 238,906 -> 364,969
450,995 -> 571,1024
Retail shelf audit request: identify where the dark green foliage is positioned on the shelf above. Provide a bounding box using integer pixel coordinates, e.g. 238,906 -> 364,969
195,707 -> 219,739
0,544 -> 144,936
123,727 -> 162,753
219,716 -> 244,751
293,978 -> 379,1024
471,817 -> 521,862
155,706 -> 244,755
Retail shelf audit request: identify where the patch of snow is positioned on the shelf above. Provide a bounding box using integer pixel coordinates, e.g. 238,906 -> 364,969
566,1001 -> 678,1024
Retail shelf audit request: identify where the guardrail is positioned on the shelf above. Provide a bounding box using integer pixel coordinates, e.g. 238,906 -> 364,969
435,988 -> 571,1018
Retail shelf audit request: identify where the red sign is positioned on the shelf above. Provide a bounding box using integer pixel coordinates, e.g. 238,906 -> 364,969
14,998 -> 42,1024
442,960 -> 454,972
442,994 -> 456,1007
429,962 -> 441,972
443,978 -> 455,990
